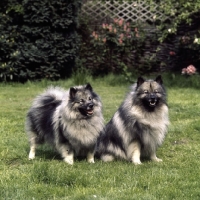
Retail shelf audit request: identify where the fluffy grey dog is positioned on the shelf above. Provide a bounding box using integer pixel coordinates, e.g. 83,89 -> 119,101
97,75 -> 169,164
26,83 -> 104,165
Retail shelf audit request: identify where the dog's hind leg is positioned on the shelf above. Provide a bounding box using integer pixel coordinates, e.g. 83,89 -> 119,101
28,133 -> 37,160
29,145 -> 36,160
150,152 -> 162,162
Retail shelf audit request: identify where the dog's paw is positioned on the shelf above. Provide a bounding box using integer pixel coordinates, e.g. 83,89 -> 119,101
87,152 -> 95,163
28,151 -> 35,160
131,156 -> 142,165
151,156 -> 162,162
132,160 -> 142,165
154,157 -> 163,162
87,158 -> 95,163
101,154 -> 115,162
64,156 -> 74,165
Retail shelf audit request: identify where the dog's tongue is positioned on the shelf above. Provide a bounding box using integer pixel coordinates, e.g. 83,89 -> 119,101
87,109 -> 94,116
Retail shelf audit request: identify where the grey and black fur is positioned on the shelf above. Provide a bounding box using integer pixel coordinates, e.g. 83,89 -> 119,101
26,83 -> 104,165
97,75 -> 169,165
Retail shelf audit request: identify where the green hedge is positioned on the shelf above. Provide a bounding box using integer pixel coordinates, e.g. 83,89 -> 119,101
0,0 -> 81,82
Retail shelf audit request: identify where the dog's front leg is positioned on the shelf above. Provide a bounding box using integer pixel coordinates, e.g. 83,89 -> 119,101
87,151 -> 95,163
57,144 -> 74,165
128,141 -> 142,165
63,153 -> 74,165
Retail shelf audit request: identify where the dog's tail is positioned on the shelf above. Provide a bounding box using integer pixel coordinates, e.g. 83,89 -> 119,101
32,86 -> 65,108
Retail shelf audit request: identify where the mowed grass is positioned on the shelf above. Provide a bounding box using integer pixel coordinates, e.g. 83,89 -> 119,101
0,75 -> 200,200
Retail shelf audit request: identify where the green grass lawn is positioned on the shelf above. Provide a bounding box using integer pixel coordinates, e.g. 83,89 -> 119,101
0,75 -> 200,200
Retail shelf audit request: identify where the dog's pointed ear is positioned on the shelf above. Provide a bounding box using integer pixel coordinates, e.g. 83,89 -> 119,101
69,87 -> 77,99
155,75 -> 163,85
85,83 -> 93,91
137,77 -> 145,87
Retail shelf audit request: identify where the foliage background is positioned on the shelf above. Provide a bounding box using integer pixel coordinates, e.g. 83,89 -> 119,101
0,0 -> 81,82
78,0 -> 200,78
147,0 -> 200,71
0,0 -> 200,82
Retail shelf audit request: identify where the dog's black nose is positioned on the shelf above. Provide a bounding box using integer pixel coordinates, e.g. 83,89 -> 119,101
88,103 -> 94,109
150,93 -> 156,99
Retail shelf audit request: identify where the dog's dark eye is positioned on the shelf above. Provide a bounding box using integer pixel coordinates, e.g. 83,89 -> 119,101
154,90 -> 159,93
88,97 -> 92,101
79,99 -> 84,104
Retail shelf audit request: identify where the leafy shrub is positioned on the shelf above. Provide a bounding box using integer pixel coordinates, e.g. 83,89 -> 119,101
0,0 -> 81,82
147,1 -> 200,72
90,19 -> 139,74
0,0 -> 23,81
78,16 -> 162,81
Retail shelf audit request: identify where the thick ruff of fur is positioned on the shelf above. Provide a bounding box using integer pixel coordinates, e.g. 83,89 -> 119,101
26,84 -> 104,165
97,75 -> 169,165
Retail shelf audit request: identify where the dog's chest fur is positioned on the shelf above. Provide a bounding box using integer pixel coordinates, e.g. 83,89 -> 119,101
132,104 -> 169,153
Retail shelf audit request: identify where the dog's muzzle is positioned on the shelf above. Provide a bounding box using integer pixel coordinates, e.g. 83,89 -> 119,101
86,103 -> 94,116
148,94 -> 157,107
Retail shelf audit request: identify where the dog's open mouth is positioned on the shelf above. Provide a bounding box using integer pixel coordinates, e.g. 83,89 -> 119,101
86,109 -> 94,116
79,107 -> 94,116
149,99 -> 157,107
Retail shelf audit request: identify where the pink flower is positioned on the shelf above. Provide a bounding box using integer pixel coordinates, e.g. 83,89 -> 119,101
103,24 -> 108,29
169,51 -> 176,56
182,65 -> 196,75
118,19 -> 124,26
114,18 -> 118,24
92,31 -> 98,40
92,31 -> 96,37
187,65 -> 196,75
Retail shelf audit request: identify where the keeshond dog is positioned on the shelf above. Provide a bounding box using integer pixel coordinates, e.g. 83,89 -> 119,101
97,75 -> 169,165
26,83 -> 104,165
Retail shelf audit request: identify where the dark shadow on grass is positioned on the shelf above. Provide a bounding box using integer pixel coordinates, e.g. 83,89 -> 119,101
25,147 -> 94,162
36,148 -> 61,160
25,146 -> 62,161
